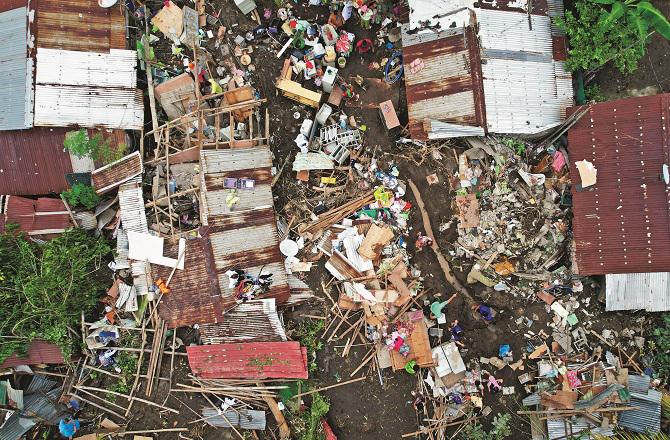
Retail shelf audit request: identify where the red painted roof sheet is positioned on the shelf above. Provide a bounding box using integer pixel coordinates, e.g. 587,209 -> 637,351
568,94 -> 670,275
0,340 -> 65,369
1,195 -> 71,235
0,128 -> 73,196
187,342 -> 309,379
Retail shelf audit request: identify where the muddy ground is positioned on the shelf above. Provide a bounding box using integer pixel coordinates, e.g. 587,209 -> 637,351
68,0 -> 669,438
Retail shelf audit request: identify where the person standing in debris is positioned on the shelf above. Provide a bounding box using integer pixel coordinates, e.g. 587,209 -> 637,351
472,304 -> 495,324
58,415 -> 80,439
450,320 -> 464,345
328,9 -> 345,28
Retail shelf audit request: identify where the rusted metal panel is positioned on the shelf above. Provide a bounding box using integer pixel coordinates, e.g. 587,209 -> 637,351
0,127 -> 72,195
0,340 -> 64,368
401,26 -> 485,139
568,94 -> 670,275
157,233 -> 231,328
91,151 -> 143,194
187,342 -> 309,379
201,148 -> 292,305
35,0 -> 126,53
1,195 -> 70,235
199,299 -> 287,344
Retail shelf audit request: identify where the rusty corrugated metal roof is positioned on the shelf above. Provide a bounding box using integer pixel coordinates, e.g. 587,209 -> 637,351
1,195 -> 71,235
199,299 -> 287,345
91,151 -> 143,194
401,25 -> 486,139
201,147 -> 291,305
157,232 -> 232,328
0,340 -> 65,369
35,0 -> 126,53
568,94 -> 670,275
158,146 -> 299,328
187,342 -> 309,379
0,128 -> 72,195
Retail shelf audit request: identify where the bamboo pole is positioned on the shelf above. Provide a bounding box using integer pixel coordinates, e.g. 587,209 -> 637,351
72,394 -> 125,420
292,376 -> 366,399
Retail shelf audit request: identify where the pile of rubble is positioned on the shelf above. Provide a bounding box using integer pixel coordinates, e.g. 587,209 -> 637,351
448,137 -> 572,297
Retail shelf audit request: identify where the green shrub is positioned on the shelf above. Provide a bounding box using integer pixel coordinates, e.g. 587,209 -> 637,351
458,413 -> 511,440
64,129 -> 126,164
556,0 -> 670,74
651,314 -> 670,380
62,183 -> 100,210
585,84 -> 607,103
0,229 -> 111,364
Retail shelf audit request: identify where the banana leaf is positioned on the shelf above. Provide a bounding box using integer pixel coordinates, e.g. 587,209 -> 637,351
589,0 -> 616,5
637,1 -> 670,39
628,9 -> 650,42
599,0 -> 626,29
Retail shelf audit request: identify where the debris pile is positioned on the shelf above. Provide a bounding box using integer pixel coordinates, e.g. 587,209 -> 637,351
448,137 -> 572,296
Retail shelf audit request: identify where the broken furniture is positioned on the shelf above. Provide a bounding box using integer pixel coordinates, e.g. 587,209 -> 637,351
276,79 -> 322,108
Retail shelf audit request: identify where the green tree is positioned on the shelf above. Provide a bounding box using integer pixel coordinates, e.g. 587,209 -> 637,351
61,183 -> 101,210
0,228 -> 111,364
556,0 -> 670,74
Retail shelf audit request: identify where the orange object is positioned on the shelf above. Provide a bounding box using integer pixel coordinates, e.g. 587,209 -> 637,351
155,278 -> 171,295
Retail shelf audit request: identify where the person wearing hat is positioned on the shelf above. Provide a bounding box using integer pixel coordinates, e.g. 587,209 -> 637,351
59,415 -> 80,439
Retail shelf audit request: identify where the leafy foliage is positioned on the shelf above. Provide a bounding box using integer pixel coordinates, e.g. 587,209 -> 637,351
292,320 -> 325,373
585,84 -> 608,103
458,414 -> 512,440
650,314 -> 670,380
63,129 -> 126,165
292,393 -> 331,440
106,351 -> 138,400
556,0 -> 670,74
61,183 -> 101,210
0,228 -> 111,364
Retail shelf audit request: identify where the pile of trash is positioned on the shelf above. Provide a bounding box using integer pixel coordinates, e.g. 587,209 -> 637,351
447,137 -> 572,297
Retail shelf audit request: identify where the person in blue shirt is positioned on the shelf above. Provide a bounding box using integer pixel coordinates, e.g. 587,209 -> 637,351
58,415 -> 80,439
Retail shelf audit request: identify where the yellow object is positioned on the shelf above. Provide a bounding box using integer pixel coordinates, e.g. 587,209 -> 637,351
208,78 -> 223,94
276,79 -> 322,108
374,186 -> 393,207
226,191 -> 240,208
155,278 -> 170,295
321,177 -> 337,184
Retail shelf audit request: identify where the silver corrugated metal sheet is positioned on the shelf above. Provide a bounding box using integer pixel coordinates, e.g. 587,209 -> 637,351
115,228 -> 130,269
407,0 -> 473,30
201,408 -> 266,430
199,299 -> 287,344
0,7 -> 33,131
118,182 -> 150,296
546,0 -> 566,36
620,389 -> 662,434
0,383 -> 63,440
628,374 -> 651,394
546,417 -> 614,440
118,182 -> 148,234
35,49 -> 137,87
478,9 -> 572,134
522,393 -> 541,406
606,273 -> 670,312
33,48 -> 143,130
24,376 -> 58,395
478,10 -> 553,53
